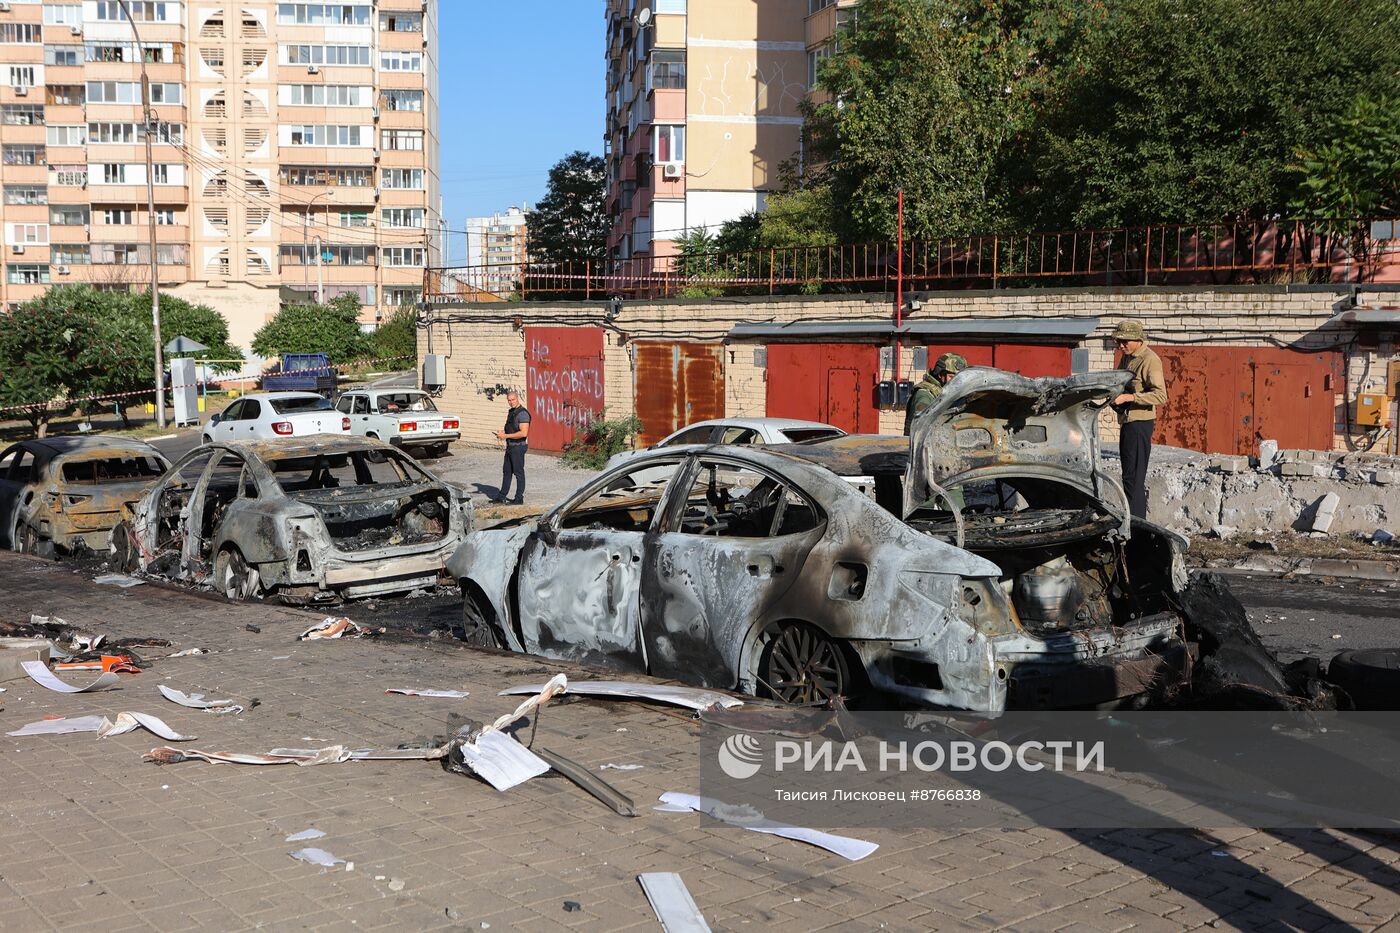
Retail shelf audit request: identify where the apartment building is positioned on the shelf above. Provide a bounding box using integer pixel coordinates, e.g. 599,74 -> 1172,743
603,0 -> 808,261
464,205 -> 526,299
0,0 -> 440,358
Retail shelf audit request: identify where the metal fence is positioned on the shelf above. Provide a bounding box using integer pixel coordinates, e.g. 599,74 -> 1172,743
424,218 -> 1400,302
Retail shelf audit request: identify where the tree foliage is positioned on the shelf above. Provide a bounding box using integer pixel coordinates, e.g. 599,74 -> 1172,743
252,294 -> 368,363
370,305 -> 419,365
1290,95 -> 1400,236
526,151 -> 609,264
0,295 -> 90,436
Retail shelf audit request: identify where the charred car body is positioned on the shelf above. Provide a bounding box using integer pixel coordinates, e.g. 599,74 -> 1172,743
450,370 -> 1320,712
0,437 -> 169,556
114,436 -> 471,602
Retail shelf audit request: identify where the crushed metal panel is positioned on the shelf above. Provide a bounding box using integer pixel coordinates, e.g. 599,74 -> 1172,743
499,680 -> 745,711
633,342 -> 725,447
524,325 -> 605,453
638,872 -> 711,933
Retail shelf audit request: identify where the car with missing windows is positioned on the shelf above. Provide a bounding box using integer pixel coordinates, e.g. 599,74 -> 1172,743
448,370 -> 1318,712
0,437 -> 170,557
334,388 -> 461,458
111,436 -> 472,603
201,392 -> 351,444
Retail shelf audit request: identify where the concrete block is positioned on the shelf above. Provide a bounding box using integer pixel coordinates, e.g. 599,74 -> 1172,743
1374,471 -> 1398,486
1258,439 -> 1279,468
1280,462 -> 1318,478
1310,492 -> 1342,534
1209,456 -> 1247,474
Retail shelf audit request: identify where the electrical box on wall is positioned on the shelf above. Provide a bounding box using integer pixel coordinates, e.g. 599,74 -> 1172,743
422,353 -> 446,390
1356,393 -> 1393,427
1071,348 -> 1091,375
911,347 -> 928,371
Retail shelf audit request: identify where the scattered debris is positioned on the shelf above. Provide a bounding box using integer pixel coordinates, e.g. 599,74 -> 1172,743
536,747 -> 638,817
1309,492 -> 1342,536
93,574 -> 145,588
21,660 -> 118,693
562,901 -> 581,913
388,878 -> 405,892
655,793 -> 879,862
498,679 -> 744,712
145,744 -> 449,766
1375,529 -> 1396,546
54,654 -> 141,674
285,828 -> 326,843
97,712 -> 196,741
158,685 -> 243,714
299,617 -> 364,641
638,872 -> 711,933
289,848 -> 345,869
146,747 -> 297,766
386,688 -> 470,699
245,625 -> 261,635
450,730 -> 550,791
168,648 -> 209,658
8,715 -> 109,737
599,763 -> 644,771
488,674 -> 567,732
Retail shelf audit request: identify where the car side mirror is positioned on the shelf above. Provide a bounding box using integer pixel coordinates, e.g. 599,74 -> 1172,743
209,413 -> 222,425
536,520 -> 559,547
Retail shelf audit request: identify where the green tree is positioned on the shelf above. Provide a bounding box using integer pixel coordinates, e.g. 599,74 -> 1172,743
759,186 -> 839,247
0,292 -> 93,436
525,151 -> 609,265
371,305 -> 419,366
672,228 -> 724,298
252,293 -> 368,363
1291,95 -> 1400,232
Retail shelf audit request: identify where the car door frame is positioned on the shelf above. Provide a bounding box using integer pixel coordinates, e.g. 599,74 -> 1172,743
0,443 -> 32,547
640,453 -> 828,687
514,454 -> 690,672
215,399 -> 245,440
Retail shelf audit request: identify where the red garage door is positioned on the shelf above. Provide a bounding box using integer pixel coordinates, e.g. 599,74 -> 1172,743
765,344 -> 880,434
925,342 -> 1072,377
524,326 -> 605,453
1152,346 -> 1340,456
633,342 -> 725,446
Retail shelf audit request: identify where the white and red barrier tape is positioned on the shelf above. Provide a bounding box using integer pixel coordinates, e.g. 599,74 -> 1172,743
0,354 -> 415,414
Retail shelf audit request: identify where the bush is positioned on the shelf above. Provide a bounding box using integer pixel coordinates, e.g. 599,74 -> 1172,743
561,411 -> 643,470
371,305 -> 418,366
252,294 -> 368,363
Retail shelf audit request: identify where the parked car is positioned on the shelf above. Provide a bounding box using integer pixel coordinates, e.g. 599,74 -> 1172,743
202,392 -> 351,444
335,388 -> 461,458
448,370 -> 1308,712
112,436 -> 472,602
0,437 -> 169,556
656,418 -> 845,448
261,353 -> 337,396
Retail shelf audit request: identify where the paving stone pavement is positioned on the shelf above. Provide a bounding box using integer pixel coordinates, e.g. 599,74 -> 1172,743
1,552 -> 1399,932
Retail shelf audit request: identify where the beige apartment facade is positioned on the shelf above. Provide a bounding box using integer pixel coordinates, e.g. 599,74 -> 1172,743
0,0 -> 440,364
604,0 -> 809,261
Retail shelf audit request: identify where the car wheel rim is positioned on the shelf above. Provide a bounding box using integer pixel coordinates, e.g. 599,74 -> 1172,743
223,552 -> 258,600
766,625 -> 845,704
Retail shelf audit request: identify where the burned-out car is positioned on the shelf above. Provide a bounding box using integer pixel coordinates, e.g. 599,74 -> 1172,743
113,436 -> 472,602
450,370 -> 1313,712
0,436 -> 170,556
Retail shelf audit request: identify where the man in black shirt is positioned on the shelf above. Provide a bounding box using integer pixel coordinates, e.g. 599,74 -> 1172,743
493,390 -> 530,504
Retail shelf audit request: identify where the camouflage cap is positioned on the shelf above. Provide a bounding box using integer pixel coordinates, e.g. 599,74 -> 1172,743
1112,320 -> 1146,341
932,352 -> 968,376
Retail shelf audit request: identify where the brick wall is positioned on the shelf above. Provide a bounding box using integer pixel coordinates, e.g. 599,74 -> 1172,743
420,285 -> 1400,453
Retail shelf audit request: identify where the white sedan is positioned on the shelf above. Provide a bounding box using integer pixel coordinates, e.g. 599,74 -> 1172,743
335,388 -> 461,458
655,417 -> 846,448
202,392 -> 351,443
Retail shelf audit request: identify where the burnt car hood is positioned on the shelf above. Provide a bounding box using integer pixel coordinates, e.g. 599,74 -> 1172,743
904,368 -> 1132,532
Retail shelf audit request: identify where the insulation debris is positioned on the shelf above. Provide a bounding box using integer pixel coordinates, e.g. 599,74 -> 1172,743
289,848 -> 345,869
97,712 -> 197,742
386,688 -> 470,699
488,673 -> 567,732
7,715 -> 109,737
22,660 -> 119,693
144,744 -> 449,766
638,873 -> 711,933
158,684 -> 243,714
93,574 -> 146,588
285,828 -> 327,843
168,648 -> 209,658
450,730 -> 550,791
499,679 -> 743,712
655,792 -> 879,861
299,617 -> 365,640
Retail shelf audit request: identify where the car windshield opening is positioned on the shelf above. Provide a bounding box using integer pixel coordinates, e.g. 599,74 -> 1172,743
375,393 -> 437,413
61,455 -> 166,483
268,450 -> 418,493
270,397 -> 333,415
784,428 -> 844,444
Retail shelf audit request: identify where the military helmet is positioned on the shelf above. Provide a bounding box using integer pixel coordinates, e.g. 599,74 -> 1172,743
932,352 -> 968,377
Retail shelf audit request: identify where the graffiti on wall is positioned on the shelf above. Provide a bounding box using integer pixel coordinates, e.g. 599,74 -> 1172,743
524,326 -> 606,452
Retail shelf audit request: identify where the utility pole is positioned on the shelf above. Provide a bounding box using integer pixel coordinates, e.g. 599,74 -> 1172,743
119,0 -> 164,428
306,191 -> 334,295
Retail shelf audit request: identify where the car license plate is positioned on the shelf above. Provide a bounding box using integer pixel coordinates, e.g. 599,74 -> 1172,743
420,421 -> 441,432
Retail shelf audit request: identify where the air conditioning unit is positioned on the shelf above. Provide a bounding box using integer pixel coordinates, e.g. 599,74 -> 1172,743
371,107 -> 380,120
14,86 -> 27,97
0,3 -> 12,12
306,65 -> 319,74
56,265 -> 70,275
11,245 -> 25,255
662,162 -> 683,179
70,25 -> 82,35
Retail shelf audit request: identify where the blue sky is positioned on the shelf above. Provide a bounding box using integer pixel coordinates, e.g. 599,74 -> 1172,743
438,2 -> 605,264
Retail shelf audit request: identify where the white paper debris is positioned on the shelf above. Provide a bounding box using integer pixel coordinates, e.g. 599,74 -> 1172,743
456,730 -> 550,791
299,617 -> 363,640
7,715 -> 109,737
500,679 -> 744,711
386,688 -> 470,699
21,660 -> 119,693
639,872 -> 711,933
93,573 -> 146,588
290,848 -> 345,868
285,828 -> 327,842
98,712 -> 197,742
600,764 -> 644,771
655,793 -> 879,861
158,684 -> 242,714
168,648 -> 208,658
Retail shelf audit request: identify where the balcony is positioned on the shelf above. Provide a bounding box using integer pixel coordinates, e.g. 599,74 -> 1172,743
87,184 -> 189,204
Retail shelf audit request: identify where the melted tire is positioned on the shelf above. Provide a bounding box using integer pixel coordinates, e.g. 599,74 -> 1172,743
1327,649 -> 1400,711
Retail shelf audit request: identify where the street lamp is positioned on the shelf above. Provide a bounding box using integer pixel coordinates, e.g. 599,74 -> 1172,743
304,191 -> 335,302
116,0 -> 164,429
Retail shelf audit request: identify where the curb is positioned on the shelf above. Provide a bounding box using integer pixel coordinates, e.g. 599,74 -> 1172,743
1204,555 -> 1400,583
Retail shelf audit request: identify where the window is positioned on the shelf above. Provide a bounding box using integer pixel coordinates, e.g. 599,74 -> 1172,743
51,206 -> 88,225
656,0 -> 687,11
280,84 -> 367,107
278,244 -> 375,266
379,10 -> 422,31
654,124 -> 685,163
86,82 -> 182,104
50,245 -> 89,266
1,447 -> 37,483
808,44 -> 833,86
84,41 -> 177,64
277,3 -> 371,26
155,209 -> 176,225
374,392 -> 434,413
10,67 -> 37,90
100,163 -> 127,184
101,209 -> 135,225
379,89 -> 423,112
7,265 -> 50,285
91,243 -> 187,265
338,210 -> 368,228
9,224 -> 49,246
45,45 -> 81,66
46,125 -> 84,146
808,0 -> 836,13
1,105 -> 44,126
381,208 -> 424,228
62,455 -> 165,484
381,129 -> 423,151
663,425 -> 715,446
86,122 -> 181,145
151,164 -> 170,184
280,165 -> 373,186
44,5 -> 83,26
381,168 -> 423,189
719,427 -> 760,445
94,1 -> 171,21
559,460 -> 685,533
47,86 -> 83,106
385,287 -> 421,306
49,164 -> 86,186
382,247 -> 425,267
5,186 -> 47,206
675,461 -> 822,537
287,125 -> 365,146
648,50 -> 686,91
3,146 -> 45,167
281,44 -> 372,67
0,24 -> 42,44
379,51 -> 422,72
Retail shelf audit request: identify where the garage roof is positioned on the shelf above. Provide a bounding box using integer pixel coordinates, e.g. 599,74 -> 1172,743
728,317 -> 1100,343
